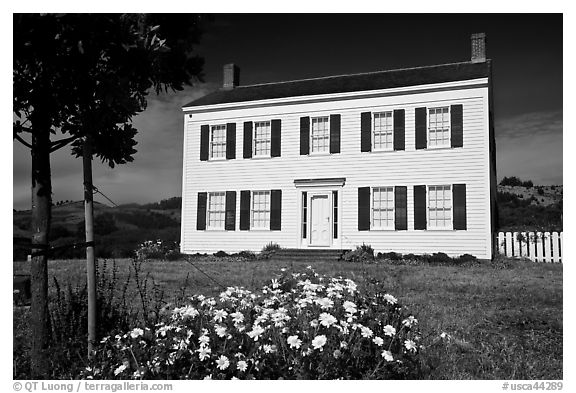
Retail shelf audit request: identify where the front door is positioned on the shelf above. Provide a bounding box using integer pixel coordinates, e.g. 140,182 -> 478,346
310,194 -> 330,246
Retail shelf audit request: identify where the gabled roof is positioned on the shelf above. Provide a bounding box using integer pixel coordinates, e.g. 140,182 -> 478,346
183,60 -> 491,108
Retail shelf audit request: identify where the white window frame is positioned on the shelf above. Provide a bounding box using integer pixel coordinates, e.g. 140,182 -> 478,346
427,107 -> 451,149
372,111 -> 394,152
209,124 -> 227,160
427,185 -> 453,230
309,116 -> 330,155
371,186 -> 395,230
206,192 -> 226,230
250,190 -> 271,230
253,120 -> 272,158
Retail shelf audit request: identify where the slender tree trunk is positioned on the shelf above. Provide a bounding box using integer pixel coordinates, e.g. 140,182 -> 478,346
83,137 -> 97,359
30,119 -> 52,379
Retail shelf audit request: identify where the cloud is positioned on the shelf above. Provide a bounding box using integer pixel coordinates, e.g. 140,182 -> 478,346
495,110 -> 563,185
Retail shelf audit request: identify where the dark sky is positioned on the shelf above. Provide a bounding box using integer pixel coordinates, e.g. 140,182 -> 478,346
13,13 -> 563,210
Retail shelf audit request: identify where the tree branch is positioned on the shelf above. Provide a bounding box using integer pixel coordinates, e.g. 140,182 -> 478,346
50,135 -> 79,152
14,133 -> 32,149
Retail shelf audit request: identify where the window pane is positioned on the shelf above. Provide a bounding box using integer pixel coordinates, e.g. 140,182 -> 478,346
254,121 -> 271,156
311,116 -> 329,153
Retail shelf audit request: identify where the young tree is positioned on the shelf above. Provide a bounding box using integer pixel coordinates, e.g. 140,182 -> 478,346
13,13 -> 205,377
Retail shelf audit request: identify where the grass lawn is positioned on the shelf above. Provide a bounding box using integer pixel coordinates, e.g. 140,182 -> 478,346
13,257 -> 562,380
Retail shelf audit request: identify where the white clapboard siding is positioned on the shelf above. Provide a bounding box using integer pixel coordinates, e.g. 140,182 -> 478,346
496,231 -> 562,263
181,81 -> 493,258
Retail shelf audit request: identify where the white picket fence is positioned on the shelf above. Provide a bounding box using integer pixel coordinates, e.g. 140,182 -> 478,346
496,231 -> 563,263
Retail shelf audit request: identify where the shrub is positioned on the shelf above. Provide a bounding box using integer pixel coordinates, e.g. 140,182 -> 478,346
261,242 -> 281,253
238,250 -> 257,260
83,267 -> 422,380
456,254 -> 477,263
136,239 -> 180,261
343,244 -> 375,263
377,252 -> 403,261
214,251 -> 229,258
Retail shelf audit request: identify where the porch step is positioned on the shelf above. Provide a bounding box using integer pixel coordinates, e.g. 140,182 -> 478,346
271,248 -> 349,262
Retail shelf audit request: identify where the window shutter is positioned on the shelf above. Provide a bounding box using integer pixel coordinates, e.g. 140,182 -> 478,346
225,191 -> 236,231
360,112 -> 372,152
271,119 -> 281,157
330,114 -> 341,154
300,117 -> 310,155
243,122 -> 253,159
414,185 -> 427,230
240,191 -> 251,230
393,109 -> 405,151
196,192 -> 207,230
453,184 -> 467,230
394,186 -> 407,230
358,187 -> 370,231
200,125 -> 209,161
415,107 -> 427,150
226,123 -> 236,159
451,104 -> 463,148
270,190 -> 282,230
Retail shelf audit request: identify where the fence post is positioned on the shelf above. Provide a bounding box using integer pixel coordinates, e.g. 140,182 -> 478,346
535,232 -> 544,262
505,232 -> 513,257
552,232 -> 560,263
528,232 -> 536,261
498,232 -> 505,256
520,231 -> 528,257
543,231 -> 552,263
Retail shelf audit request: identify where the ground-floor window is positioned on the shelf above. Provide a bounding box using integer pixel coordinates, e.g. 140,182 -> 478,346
428,185 -> 452,229
251,191 -> 271,229
372,187 -> 394,229
207,192 -> 226,229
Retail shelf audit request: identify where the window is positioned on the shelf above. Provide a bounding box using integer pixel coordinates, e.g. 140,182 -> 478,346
373,112 -> 393,151
372,187 -> 394,229
210,125 -> 227,159
253,121 -> 271,157
302,192 -> 307,239
310,116 -> 330,153
428,185 -> 452,229
207,192 -> 226,229
428,107 -> 450,148
251,191 -> 271,229
333,191 -> 338,239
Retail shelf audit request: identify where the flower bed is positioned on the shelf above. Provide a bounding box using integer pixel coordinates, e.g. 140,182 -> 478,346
84,267 -> 421,380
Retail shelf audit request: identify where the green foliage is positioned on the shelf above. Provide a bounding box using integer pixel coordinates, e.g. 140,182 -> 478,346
76,213 -> 119,237
83,267 -> 422,380
343,244 -> 375,263
140,197 -> 182,210
497,191 -> 562,231
14,258 -> 176,379
214,251 -> 229,258
499,176 -> 534,188
113,211 -> 179,229
261,242 -> 281,253
136,240 -> 182,261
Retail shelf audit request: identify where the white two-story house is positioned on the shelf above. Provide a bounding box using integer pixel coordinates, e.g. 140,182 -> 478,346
180,33 -> 497,260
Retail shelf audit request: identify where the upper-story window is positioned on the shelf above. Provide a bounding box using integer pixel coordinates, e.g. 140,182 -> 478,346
373,111 -> 394,151
428,107 -> 450,148
207,192 -> 226,229
254,121 -> 271,157
310,116 -> 330,153
251,190 -> 271,229
428,185 -> 452,229
210,125 -> 227,159
372,187 -> 394,229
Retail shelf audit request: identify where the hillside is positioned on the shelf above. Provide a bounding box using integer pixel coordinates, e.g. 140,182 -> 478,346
496,182 -> 562,232
13,199 -> 181,261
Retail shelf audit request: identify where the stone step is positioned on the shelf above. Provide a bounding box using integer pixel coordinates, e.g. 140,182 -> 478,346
271,248 -> 349,262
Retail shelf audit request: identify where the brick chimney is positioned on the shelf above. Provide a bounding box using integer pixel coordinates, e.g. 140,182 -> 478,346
223,63 -> 240,90
471,33 -> 486,63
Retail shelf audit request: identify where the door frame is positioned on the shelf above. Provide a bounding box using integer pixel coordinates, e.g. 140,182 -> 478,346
294,178 -> 345,249
307,192 -> 332,247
